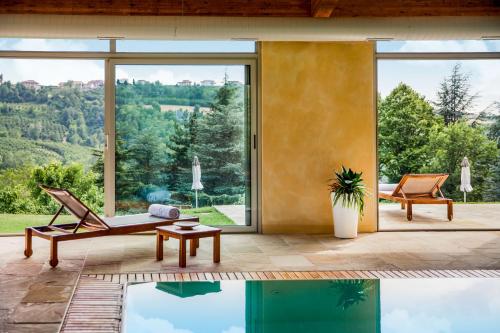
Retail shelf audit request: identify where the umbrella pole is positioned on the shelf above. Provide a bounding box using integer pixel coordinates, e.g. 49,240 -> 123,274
464,191 -> 466,203
195,190 -> 198,209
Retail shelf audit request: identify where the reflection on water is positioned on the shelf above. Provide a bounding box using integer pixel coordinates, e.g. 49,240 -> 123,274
124,278 -> 500,333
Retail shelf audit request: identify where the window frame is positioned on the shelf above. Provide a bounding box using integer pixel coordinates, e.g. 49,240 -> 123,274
375,43 -> 500,232
0,40 -> 259,233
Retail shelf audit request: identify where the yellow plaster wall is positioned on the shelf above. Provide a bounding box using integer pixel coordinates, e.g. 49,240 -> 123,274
260,41 -> 376,234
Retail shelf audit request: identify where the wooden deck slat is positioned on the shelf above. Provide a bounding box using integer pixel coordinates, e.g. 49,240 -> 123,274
66,270 -> 499,332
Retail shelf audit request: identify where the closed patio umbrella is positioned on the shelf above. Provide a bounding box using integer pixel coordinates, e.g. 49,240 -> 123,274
191,156 -> 203,208
460,156 -> 473,202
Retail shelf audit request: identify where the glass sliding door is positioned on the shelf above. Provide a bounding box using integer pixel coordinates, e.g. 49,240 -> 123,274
113,62 -> 255,228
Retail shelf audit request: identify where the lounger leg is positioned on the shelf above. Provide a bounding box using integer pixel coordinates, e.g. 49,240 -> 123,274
179,237 -> 187,268
213,233 -> 220,264
447,201 -> 453,221
49,238 -> 58,268
401,202 -> 405,210
407,202 -> 413,221
190,239 -> 197,256
156,233 -> 164,260
24,228 -> 33,257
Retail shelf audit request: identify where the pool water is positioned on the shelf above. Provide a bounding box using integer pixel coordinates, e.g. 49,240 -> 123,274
123,278 -> 500,333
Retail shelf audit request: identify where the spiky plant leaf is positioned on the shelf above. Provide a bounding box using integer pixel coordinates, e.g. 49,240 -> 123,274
329,166 -> 366,215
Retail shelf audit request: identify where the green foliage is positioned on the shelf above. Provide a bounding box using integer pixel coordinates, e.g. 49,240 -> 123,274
334,280 -> 374,310
0,137 -> 95,169
434,63 -> 477,125
28,162 -> 104,214
193,82 -> 246,196
484,158 -> 500,201
329,166 -> 366,215
378,83 -> 439,182
422,122 -> 498,201
115,80 -> 247,209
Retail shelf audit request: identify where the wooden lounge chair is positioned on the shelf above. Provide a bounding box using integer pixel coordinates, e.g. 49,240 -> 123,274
378,174 -> 453,221
24,185 -> 199,267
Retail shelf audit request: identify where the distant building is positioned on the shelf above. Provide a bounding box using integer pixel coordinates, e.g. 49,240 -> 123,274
200,80 -> 216,86
177,80 -> 192,86
228,80 -> 243,86
85,80 -> 104,89
117,78 -> 129,85
136,80 -> 148,85
59,80 -> 84,89
20,80 -> 41,90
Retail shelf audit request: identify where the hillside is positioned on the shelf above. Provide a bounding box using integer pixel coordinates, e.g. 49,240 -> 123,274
0,137 -> 95,170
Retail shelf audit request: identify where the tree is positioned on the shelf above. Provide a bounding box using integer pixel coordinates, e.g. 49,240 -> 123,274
378,83 -> 440,183
28,162 -> 104,214
484,113 -> 500,201
166,121 -> 191,194
193,81 -> 245,195
434,63 -> 477,125
422,121 -> 498,201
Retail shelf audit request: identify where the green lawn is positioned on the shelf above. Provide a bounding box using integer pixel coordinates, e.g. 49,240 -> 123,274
0,206 -> 234,234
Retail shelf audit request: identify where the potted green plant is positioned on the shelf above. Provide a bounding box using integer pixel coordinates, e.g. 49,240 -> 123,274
329,166 -> 366,238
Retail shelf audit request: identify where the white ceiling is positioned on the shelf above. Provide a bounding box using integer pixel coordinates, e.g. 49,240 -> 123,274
1,14 -> 499,41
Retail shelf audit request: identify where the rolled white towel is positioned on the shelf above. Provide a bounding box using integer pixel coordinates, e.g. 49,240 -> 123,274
148,204 -> 180,219
379,183 -> 398,192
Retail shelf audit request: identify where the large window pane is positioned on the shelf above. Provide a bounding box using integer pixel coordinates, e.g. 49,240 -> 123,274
115,64 -> 252,226
0,38 -> 109,52
377,59 -> 500,230
0,59 -> 105,233
116,40 -> 255,53
377,40 -> 500,53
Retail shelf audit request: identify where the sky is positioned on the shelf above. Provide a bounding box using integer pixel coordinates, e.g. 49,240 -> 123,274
0,38 -> 250,85
377,40 -> 500,115
0,38 -> 499,112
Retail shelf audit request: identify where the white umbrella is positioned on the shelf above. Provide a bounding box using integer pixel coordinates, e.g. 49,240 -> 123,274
191,156 -> 203,208
460,156 -> 473,202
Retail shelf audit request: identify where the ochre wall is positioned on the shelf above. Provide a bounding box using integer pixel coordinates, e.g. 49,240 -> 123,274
260,41 -> 376,234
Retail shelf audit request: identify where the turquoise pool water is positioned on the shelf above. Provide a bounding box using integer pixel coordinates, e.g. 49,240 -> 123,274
123,278 -> 500,333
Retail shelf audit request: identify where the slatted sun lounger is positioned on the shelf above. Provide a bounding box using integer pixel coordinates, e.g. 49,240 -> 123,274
378,173 -> 453,222
24,185 -> 199,267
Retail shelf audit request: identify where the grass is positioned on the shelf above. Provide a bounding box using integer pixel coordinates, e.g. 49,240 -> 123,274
0,214 -> 75,234
0,206 -> 234,234
181,207 -> 235,226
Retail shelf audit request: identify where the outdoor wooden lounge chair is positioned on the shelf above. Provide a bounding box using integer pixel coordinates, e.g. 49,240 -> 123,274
24,185 -> 199,267
378,174 -> 453,221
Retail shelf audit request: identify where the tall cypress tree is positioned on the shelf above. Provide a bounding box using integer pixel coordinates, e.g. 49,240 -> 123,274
193,80 -> 244,195
434,63 -> 478,125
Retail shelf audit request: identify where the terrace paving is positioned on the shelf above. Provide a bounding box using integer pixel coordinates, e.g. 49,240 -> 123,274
379,203 -> 500,230
1,230 -> 500,332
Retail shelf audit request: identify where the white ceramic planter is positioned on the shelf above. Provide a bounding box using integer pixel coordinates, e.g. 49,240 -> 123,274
331,193 -> 359,239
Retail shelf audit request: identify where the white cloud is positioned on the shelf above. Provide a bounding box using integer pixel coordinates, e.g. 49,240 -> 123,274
382,309 -> 451,333
398,40 -> 489,53
222,326 -> 245,333
7,59 -> 104,85
11,38 -> 91,52
126,314 -> 193,333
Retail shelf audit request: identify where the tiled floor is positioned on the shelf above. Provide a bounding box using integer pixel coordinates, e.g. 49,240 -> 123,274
379,203 -> 500,230
1,231 -> 500,332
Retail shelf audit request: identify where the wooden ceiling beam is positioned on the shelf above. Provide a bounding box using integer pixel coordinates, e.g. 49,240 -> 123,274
0,0 -> 498,17
311,0 -> 338,18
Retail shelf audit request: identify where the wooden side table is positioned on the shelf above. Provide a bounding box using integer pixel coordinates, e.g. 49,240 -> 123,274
156,225 -> 222,268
